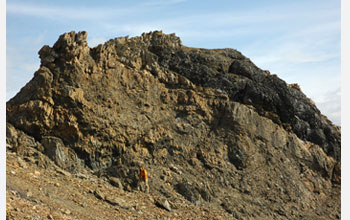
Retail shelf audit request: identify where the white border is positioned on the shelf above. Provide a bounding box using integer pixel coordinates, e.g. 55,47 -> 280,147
1,0 -> 6,219
0,1 -> 345,219
341,0 -> 348,219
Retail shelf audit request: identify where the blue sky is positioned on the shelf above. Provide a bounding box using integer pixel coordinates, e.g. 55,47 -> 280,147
6,0 -> 341,125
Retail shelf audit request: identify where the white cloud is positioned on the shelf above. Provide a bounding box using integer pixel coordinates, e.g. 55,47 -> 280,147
244,23 -> 339,65
313,88 -> 341,125
141,0 -> 187,6
250,41 -> 339,67
285,50 -> 338,64
88,37 -> 107,47
6,44 -> 40,101
6,3 -> 134,21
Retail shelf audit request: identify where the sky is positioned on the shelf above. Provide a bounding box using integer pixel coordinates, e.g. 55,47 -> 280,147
6,0 -> 341,125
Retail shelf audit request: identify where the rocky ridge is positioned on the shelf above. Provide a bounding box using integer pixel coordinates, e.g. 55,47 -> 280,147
6,31 -> 340,219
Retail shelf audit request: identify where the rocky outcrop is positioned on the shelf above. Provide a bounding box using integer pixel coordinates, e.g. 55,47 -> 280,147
6,30 -> 340,219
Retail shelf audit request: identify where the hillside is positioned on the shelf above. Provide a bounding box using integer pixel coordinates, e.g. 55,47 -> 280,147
6,31 -> 341,219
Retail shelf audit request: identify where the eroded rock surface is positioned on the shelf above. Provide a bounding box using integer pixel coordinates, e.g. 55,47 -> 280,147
6,30 -> 340,219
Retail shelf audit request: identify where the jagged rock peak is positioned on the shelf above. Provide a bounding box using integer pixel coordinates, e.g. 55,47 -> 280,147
54,31 -> 89,48
39,31 -> 90,65
102,30 -> 182,48
139,30 -> 182,48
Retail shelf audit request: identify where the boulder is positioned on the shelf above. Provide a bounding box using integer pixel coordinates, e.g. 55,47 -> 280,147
155,198 -> 172,212
175,182 -> 201,204
41,136 -> 82,172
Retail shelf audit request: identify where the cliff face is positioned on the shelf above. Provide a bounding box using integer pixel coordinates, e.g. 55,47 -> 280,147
6,31 -> 340,219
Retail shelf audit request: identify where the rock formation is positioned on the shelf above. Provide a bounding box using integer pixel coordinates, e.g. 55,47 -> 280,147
6,30 -> 340,219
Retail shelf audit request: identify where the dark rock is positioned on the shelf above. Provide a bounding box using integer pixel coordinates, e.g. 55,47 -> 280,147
94,189 -> 105,200
332,162 -> 341,184
175,182 -> 201,204
41,136 -> 82,172
104,196 -> 133,210
108,177 -> 123,190
6,122 -> 41,153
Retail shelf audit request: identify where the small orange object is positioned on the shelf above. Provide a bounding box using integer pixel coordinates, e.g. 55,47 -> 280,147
139,168 -> 148,181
